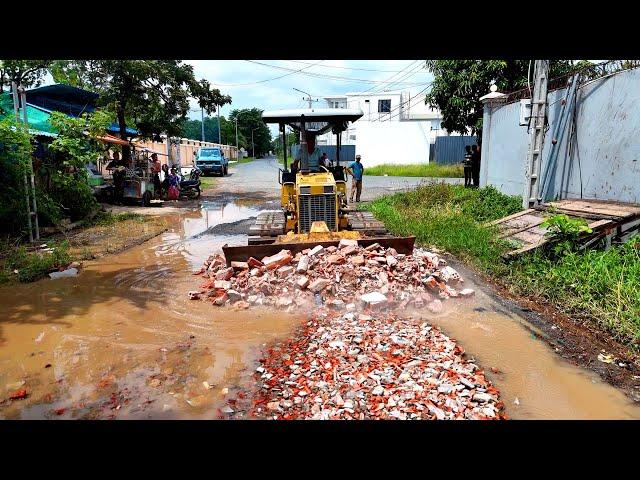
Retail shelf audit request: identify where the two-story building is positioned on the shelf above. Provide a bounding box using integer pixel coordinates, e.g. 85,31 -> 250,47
316,90 -> 454,167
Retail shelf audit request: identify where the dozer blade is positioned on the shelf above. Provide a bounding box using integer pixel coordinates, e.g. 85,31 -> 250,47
222,236 -> 416,266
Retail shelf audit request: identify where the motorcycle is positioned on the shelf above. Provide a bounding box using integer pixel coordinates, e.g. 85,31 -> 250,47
179,167 -> 202,199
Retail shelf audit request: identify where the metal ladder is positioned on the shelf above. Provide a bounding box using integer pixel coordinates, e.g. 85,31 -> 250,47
523,60 -> 550,209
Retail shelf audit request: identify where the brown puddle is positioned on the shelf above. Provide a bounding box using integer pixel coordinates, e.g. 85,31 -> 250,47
0,197 -> 302,419
410,276 -> 640,420
1,195 -> 640,419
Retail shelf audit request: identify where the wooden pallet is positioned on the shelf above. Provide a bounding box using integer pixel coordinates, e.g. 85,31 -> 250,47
346,211 -> 388,235
488,199 -> 640,258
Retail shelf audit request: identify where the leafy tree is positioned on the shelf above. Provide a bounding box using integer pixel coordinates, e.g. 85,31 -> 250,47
43,110 -> 112,221
52,60 -> 231,161
424,60 -> 580,138
181,115 -> 242,146
0,60 -> 51,92
228,108 -> 271,156
0,117 -> 34,235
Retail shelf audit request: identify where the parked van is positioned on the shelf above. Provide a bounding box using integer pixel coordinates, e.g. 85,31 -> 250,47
195,147 -> 228,176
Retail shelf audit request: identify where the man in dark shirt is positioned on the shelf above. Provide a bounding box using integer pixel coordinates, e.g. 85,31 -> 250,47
471,144 -> 481,188
463,145 -> 473,188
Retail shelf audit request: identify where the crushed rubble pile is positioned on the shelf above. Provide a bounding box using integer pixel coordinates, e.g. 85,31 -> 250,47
248,311 -> 505,420
192,240 -> 504,420
191,239 -> 476,312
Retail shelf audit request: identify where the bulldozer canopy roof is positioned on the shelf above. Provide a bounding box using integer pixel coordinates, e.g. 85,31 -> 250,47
263,108 -> 363,134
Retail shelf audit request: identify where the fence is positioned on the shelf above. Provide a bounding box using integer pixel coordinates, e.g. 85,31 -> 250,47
432,136 -> 477,164
135,137 -> 238,166
480,65 -> 640,204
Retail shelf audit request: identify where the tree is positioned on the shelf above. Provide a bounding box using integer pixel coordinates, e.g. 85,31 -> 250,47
0,60 -> 51,92
44,110 -> 112,221
52,60 -> 231,161
181,115 -> 241,146
424,60 -> 580,138
228,108 -> 271,156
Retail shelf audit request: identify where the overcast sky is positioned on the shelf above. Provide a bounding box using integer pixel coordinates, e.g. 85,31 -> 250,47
186,60 -> 433,135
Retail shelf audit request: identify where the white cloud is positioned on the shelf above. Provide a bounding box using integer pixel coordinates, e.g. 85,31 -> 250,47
186,60 -> 433,136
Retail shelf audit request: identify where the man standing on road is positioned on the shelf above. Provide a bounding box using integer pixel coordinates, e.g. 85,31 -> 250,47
346,155 -> 364,203
463,145 -> 473,188
471,144 -> 481,188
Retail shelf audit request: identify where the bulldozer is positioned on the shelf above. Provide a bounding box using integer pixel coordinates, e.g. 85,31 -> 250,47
222,108 -> 415,264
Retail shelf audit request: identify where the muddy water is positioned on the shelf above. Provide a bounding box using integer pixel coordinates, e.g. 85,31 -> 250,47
412,274 -> 640,419
0,197 -> 303,419
2,195 -> 640,419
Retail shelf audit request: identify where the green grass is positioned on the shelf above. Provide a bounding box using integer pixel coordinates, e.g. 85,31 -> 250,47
233,156 -> 255,164
368,183 -> 640,348
0,239 -> 72,284
200,175 -> 217,188
364,163 -> 464,178
82,211 -> 144,227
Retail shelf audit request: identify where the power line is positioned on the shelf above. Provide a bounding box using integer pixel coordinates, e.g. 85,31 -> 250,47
212,60 -> 325,86
244,60 -> 430,86
373,62 -> 427,93
370,85 -> 432,122
356,61 -> 422,94
282,60 -> 430,73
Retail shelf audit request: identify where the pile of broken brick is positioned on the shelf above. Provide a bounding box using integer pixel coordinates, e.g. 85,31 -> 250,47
191,239 -> 475,313
249,312 -> 505,420
192,240 -> 506,420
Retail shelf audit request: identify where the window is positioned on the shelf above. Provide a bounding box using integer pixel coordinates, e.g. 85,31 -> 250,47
349,135 -> 356,141
378,99 -> 391,113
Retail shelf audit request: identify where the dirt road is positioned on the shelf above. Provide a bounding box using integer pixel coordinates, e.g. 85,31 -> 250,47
205,156 -> 463,201
1,163 -> 639,419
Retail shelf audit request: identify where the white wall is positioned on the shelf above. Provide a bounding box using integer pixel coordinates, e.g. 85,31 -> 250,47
355,122 -> 430,167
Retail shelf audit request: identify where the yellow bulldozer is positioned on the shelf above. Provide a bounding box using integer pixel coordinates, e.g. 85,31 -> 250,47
222,108 -> 415,263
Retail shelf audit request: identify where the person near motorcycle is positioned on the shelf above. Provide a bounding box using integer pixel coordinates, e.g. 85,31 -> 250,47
149,153 -> 162,195
160,164 -> 170,198
167,167 -> 180,200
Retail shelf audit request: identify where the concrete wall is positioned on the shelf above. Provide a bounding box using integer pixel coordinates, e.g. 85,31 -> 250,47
481,67 -> 640,203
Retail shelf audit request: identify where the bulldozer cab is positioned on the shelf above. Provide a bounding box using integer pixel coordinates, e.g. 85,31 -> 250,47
262,108 -> 364,236
263,108 -> 364,177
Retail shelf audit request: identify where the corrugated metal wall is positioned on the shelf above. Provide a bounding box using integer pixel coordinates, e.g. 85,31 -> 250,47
433,136 -> 478,164
289,145 -> 356,164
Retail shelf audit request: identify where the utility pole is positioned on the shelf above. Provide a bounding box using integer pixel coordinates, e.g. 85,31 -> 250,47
201,107 -> 205,142
12,82 -> 36,242
251,128 -> 256,158
293,88 -> 314,108
217,105 -> 221,144
523,60 -> 550,209
20,86 -> 39,240
235,117 -> 239,157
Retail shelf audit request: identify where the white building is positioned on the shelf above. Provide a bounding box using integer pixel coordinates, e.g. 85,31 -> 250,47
316,90 -> 456,167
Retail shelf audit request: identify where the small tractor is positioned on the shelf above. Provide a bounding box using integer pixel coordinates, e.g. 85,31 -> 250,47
222,108 -> 414,263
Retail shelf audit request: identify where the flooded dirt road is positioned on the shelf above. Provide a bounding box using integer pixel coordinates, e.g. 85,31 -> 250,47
0,195 -> 302,419
1,193 -> 640,419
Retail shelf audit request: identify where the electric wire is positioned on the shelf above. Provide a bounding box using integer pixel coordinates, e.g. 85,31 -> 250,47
212,60 -> 325,86
244,60 -> 429,86
282,60 -> 427,73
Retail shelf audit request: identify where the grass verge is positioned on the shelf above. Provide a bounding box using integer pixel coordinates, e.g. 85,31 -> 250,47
364,163 -> 464,178
0,239 -> 71,284
368,183 -> 640,348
